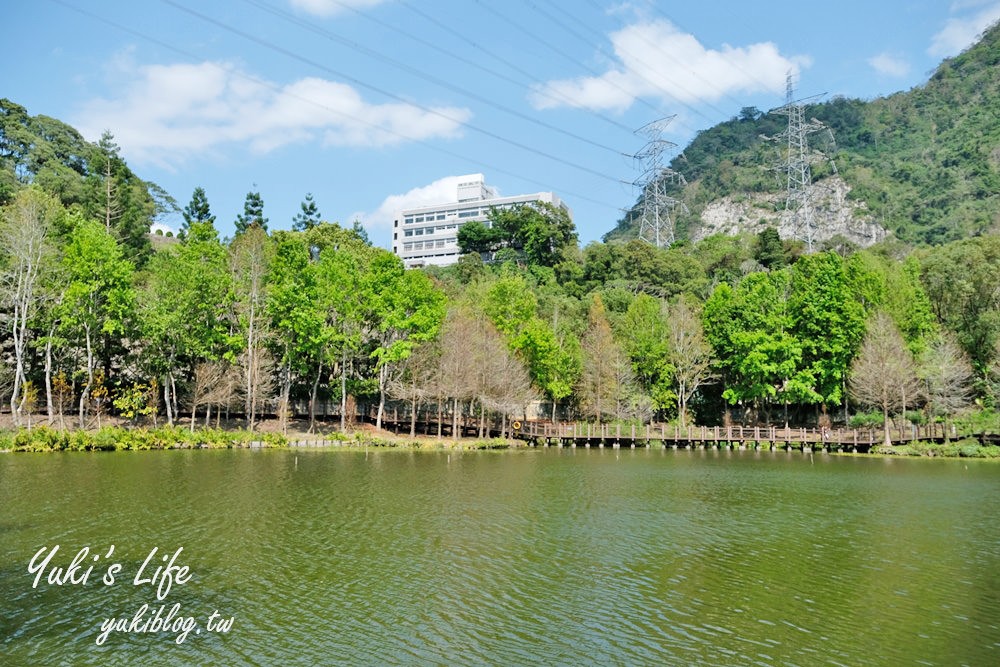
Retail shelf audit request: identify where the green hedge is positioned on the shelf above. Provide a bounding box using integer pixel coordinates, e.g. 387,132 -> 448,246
0,426 -> 287,452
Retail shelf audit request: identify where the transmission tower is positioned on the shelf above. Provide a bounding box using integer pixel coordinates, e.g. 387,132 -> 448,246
770,73 -> 832,253
633,116 -> 688,248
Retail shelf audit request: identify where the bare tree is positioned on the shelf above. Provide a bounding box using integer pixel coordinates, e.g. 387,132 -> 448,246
238,346 -> 275,431
0,187 -> 56,426
849,312 -> 919,445
919,333 -> 974,430
189,361 -> 240,432
230,227 -> 271,430
482,339 -> 538,438
388,341 -> 439,437
668,297 -> 716,426
437,308 -> 476,439
578,295 -> 633,424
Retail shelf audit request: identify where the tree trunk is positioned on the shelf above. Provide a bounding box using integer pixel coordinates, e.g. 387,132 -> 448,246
452,397 -> 459,439
340,348 -> 348,433
79,325 -> 94,429
44,332 -> 54,425
409,394 -> 417,437
437,397 -> 443,439
376,364 -> 387,431
309,357 -> 323,433
164,375 -> 174,427
882,405 -> 891,446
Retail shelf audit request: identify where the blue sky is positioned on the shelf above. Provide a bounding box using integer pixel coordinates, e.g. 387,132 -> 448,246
5,0 -> 999,245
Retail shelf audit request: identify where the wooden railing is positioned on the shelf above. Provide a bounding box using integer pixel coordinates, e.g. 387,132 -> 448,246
512,421 -> 965,450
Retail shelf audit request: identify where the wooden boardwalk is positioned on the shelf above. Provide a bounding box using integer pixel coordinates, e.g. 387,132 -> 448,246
513,421 -> 969,453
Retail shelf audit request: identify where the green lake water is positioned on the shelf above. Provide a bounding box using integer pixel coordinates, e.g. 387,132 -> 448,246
1,448 -> 998,666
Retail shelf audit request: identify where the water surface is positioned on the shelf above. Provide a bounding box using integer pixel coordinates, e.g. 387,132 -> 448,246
2,448 -> 998,665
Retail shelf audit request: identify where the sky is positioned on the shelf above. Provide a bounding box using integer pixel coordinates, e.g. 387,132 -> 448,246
4,0 -> 999,246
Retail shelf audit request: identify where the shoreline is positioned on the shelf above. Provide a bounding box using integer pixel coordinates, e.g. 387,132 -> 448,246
2,423 -> 998,459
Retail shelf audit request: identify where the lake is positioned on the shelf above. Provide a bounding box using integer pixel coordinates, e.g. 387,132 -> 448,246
2,448 -> 998,665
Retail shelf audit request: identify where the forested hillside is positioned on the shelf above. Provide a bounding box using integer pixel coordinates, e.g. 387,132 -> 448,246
607,22 -> 1000,246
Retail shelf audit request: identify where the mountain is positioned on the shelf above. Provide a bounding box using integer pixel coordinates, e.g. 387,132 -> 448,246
606,22 -> 1000,248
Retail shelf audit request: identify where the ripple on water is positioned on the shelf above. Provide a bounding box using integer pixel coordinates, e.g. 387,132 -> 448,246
2,449 -> 999,665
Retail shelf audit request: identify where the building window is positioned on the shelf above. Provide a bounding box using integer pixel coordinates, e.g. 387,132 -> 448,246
404,230 -> 413,237
458,210 -> 479,219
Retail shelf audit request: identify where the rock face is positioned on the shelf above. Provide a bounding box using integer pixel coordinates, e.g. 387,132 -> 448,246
692,176 -> 888,247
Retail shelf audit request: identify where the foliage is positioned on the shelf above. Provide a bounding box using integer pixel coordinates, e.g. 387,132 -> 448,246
292,193 -> 322,232
235,189 -> 268,233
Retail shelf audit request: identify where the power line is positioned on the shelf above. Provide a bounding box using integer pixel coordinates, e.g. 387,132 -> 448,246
465,0 -> 667,119
526,0 -> 731,124
239,0 -> 632,158
160,0 -> 631,187
43,0 -> 627,213
304,0 -> 637,135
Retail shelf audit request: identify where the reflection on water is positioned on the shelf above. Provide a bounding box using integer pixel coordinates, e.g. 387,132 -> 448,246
2,449 -> 999,665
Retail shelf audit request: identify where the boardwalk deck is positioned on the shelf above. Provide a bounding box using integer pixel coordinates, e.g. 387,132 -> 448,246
512,421 -> 965,453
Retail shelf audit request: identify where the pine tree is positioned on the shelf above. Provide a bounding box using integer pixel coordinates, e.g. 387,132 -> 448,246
181,187 -> 215,237
292,193 -> 321,232
235,188 -> 268,234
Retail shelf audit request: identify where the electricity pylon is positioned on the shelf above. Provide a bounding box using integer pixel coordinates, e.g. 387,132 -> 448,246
770,73 -> 832,253
633,116 -> 688,248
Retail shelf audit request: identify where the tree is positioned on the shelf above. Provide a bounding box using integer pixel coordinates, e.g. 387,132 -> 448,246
0,186 -> 58,425
363,253 -> 446,430
292,193 -> 321,232
60,218 -> 135,428
230,225 -> 272,429
315,234 -> 375,431
512,317 -> 580,422
489,201 -> 577,267
668,297 -> 716,426
704,271 -> 816,423
140,220 -> 232,425
754,227 -> 785,269
789,252 -> 867,410
181,186 -> 215,236
267,233 -> 325,433
919,334 -> 974,427
849,312 -> 919,445
456,220 -> 501,256
578,294 -> 638,423
235,188 -> 268,233
618,293 -> 674,412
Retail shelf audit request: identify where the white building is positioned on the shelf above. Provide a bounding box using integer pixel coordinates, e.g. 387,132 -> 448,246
392,174 -> 568,268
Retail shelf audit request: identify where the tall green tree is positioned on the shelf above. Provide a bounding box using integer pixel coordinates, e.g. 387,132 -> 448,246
59,218 -> 135,428
267,232 -> 326,432
618,293 -> 675,411
292,193 -> 321,232
140,221 -> 231,425
363,252 -> 446,430
789,251 -> 867,410
235,188 -> 268,234
181,186 -> 215,236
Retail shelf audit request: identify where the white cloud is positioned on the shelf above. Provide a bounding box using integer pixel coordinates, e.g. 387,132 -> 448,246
868,52 -> 910,77
288,0 -> 385,17
352,174 -> 480,242
529,19 -> 801,113
929,1 -> 1000,56
73,60 -> 471,168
